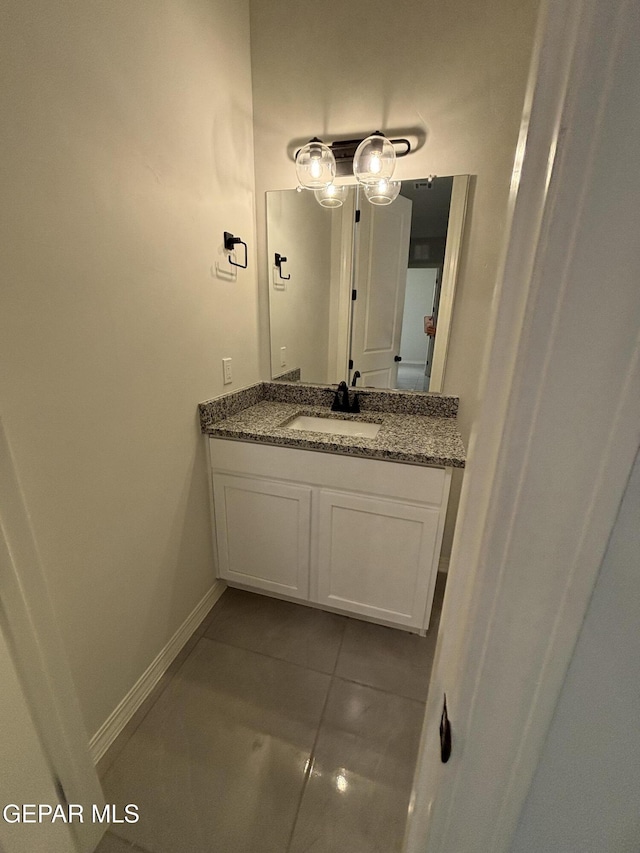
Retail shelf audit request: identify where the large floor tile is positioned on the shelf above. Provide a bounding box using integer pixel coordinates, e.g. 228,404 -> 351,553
288,678 -> 425,853
101,638 -> 331,853
335,619 -> 437,701
205,587 -> 347,673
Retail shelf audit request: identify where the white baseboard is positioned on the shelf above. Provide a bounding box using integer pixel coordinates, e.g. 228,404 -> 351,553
90,580 -> 225,763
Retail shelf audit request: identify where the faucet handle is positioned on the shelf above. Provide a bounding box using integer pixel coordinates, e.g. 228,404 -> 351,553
350,393 -> 360,413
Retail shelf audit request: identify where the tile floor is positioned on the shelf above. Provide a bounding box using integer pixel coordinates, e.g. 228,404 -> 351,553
96,577 -> 446,853
395,363 -> 431,392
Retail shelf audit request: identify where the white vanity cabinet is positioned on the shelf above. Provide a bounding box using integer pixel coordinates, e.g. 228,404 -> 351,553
209,438 -> 452,632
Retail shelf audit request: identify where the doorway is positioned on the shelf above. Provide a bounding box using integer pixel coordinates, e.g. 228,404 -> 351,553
397,267 -> 441,391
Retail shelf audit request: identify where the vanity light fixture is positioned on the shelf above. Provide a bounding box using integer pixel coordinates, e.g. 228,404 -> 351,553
313,184 -> 349,208
295,138 -> 336,189
353,131 -> 397,185
363,179 -> 402,206
295,131 -> 411,206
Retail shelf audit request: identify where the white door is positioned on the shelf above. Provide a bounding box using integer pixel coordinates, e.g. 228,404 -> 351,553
349,195 -> 412,388
0,621 -> 77,853
404,1 -> 640,850
0,420 -> 104,853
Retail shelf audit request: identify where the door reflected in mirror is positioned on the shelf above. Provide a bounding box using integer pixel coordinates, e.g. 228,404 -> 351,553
266,175 -> 469,392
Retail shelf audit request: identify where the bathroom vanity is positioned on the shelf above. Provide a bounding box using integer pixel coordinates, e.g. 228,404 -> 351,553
199,382 -> 465,634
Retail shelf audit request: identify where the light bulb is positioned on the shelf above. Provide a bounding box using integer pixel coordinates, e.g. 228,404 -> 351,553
369,152 -> 382,174
295,138 -> 336,189
353,132 -> 396,186
314,184 -> 349,208
364,179 -> 401,205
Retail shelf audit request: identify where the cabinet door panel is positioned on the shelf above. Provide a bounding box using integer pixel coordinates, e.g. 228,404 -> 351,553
316,490 -> 440,628
213,474 -> 311,599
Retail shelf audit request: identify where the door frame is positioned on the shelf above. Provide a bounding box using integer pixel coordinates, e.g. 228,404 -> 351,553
429,174 -> 469,392
0,419 -> 105,853
405,0 -> 640,850
0,618 -> 77,853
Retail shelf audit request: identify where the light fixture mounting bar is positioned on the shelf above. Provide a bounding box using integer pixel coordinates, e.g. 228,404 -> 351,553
294,136 -> 411,163
330,136 -> 411,162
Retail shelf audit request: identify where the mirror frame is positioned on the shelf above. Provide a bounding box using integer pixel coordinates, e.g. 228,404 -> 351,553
428,174 -> 469,391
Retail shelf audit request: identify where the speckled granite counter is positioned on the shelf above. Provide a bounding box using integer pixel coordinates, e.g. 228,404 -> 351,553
199,382 -> 465,468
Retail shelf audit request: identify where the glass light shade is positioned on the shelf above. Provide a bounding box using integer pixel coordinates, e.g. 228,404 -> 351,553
295,139 -> 336,189
353,133 -> 396,185
314,184 -> 349,208
363,179 -> 401,206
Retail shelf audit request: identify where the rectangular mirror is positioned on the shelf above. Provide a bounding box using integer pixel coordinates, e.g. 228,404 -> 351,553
266,175 -> 469,391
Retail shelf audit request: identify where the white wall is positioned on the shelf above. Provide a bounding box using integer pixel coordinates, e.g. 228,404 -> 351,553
267,190 -> 333,382
0,0 -> 259,738
511,450 -> 640,852
400,269 -> 437,364
250,0 -> 540,556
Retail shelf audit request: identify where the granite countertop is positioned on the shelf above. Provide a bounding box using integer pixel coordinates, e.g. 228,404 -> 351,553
203,399 -> 466,468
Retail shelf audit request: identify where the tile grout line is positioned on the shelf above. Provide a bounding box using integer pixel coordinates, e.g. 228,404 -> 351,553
198,625 -> 347,677
198,630 -> 431,704
284,619 -> 348,853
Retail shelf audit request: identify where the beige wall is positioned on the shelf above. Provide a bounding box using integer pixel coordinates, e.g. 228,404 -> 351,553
267,190 -> 333,382
0,0 -> 259,737
250,0 -> 540,556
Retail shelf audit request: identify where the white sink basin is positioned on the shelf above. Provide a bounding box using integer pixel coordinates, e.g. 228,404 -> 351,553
285,415 -> 381,439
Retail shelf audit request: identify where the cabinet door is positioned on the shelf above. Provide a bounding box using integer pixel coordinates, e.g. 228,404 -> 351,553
213,474 -> 311,599
315,490 -> 440,628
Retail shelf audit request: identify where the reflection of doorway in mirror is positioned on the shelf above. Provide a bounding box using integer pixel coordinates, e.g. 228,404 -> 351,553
349,195 -> 413,388
397,268 -> 439,391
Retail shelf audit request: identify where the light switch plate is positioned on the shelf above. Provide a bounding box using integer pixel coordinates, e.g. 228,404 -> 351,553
280,347 -> 287,367
222,358 -> 232,385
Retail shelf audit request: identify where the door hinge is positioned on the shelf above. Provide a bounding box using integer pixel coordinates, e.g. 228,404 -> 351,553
352,289 -> 357,301
440,694 -> 452,763
348,359 -> 353,370
355,209 -> 361,223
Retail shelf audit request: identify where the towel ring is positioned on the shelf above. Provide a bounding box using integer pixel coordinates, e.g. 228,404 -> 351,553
275,253 -> 291,280
223,231 -> 248,269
